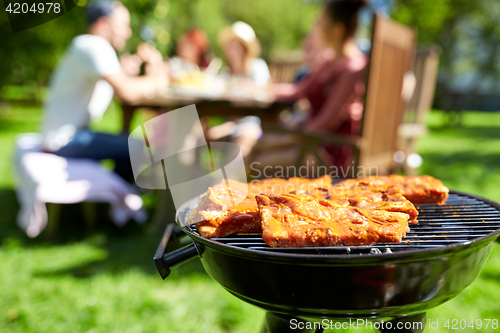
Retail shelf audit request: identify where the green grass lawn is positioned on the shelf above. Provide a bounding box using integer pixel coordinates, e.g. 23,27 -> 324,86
1,104 -> 500,332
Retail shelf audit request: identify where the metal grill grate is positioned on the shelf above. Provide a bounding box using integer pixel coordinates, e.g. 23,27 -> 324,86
187,192 -> 500,255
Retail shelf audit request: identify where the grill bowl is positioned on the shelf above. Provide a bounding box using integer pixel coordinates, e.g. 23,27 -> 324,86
157,190 -> 500,319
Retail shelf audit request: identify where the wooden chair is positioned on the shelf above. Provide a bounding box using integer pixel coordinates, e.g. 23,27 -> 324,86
269,52 -> 304,83
405,46 -> 441,124
356,15 -> 416,174
264,15 -> 416,176
398,46 -> 441,174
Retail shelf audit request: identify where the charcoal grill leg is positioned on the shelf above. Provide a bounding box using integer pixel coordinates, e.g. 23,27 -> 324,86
379,313 -> 426,333
261,312 -> 320,333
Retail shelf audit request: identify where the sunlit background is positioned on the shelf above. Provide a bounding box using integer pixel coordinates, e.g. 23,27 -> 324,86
1,0 -> 500,332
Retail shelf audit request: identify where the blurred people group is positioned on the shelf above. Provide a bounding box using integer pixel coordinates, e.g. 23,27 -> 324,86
169,21 -> 270,90
40,0 -> 369,182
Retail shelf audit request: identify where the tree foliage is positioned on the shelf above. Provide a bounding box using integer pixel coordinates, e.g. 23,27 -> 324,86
0,0 -> 320,90
392,0 -> 500,94
4,0 -> 497,102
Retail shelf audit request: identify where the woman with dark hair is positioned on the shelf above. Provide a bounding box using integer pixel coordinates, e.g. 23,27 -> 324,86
275,0 -> 369,169
169,28 -> 212,83
176,28 -> 211,68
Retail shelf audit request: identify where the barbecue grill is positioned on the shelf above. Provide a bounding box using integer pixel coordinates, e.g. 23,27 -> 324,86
154,190 -> 500,332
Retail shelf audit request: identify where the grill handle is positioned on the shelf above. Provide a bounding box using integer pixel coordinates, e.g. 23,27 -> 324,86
154,224 -> 201,279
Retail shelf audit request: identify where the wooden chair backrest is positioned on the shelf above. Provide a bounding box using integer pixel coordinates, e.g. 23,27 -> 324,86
360,15 -> 416,173
269,60 -> 304,83
405,46 -> 441,124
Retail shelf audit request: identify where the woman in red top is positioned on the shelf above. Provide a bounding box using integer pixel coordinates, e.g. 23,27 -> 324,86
277,0 -> 368,169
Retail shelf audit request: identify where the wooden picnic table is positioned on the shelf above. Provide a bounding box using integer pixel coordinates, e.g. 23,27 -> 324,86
121,88 -> 292,132
120,87 -> 292,230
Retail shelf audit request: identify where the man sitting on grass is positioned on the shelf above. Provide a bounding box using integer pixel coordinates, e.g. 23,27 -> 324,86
40,1 -> 168,181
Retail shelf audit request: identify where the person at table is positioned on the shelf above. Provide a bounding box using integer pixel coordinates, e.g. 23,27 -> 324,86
40,1 -> 168,181
281,29 -> 335,128
169,28 -> 214,87
217,21 -> 271,86
204,22 -> 270,160
294,30 -> 335,83
275,0 -> 368,169
173,28 -> 211,69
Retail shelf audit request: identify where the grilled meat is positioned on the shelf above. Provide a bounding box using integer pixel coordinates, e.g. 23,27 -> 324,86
335,175 -> 449,205
186,179 -> 261,238
188,174 -> 447,245
329,183 -> 419,223
188,175 -> 337,238
256,193 -> 410,248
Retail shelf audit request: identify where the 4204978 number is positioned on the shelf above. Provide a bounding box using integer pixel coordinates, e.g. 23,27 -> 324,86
6,2 -> 61,14
444,319 -> 498,330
